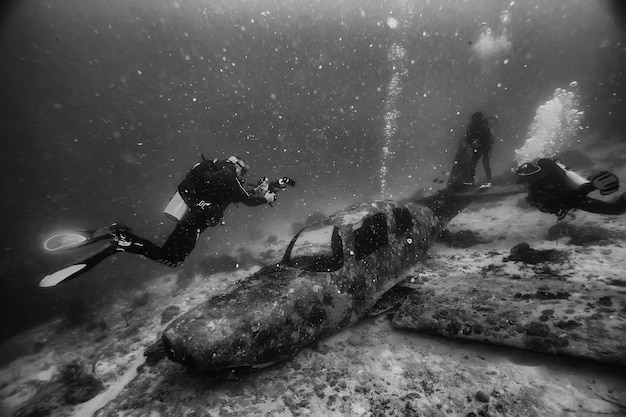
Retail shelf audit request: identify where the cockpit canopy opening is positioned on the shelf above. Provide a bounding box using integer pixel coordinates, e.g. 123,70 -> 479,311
393,207 -> 413,236
284,224 -> 343,272
353,213 -> 389,260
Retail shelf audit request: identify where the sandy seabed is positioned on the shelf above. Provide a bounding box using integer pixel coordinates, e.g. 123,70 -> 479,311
2,145 -> 626,417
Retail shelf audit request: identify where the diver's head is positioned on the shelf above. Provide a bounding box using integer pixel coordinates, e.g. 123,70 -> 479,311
471,112 -> 484,122
227,155 -> 248,178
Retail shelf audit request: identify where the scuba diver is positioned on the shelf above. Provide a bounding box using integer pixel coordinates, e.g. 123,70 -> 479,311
464,111 -> 495,187
40,155 -> 295,287
111,155 -> 279,266
517,158 -> 626,220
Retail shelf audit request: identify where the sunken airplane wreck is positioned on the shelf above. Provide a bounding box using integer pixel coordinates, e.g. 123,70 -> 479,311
162,189 -> 475,373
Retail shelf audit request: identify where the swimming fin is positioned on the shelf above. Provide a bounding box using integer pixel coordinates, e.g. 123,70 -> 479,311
588,172 -> 619,196
39,242 -> 119,287
40,223 -> 130,287
43,226 -> 113,252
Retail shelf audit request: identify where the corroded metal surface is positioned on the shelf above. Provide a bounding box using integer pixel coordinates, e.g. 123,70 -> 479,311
392,274 -> 626,366
162,197 -> 463,371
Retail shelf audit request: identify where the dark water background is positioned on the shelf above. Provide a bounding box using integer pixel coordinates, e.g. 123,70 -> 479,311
0,0 -> 624,341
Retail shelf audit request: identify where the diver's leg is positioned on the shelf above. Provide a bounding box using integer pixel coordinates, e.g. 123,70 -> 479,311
160,209 -> 211,266
110,224 -> 167,262
466,150 -> 481,184
574,193 -> 626,215
482,148 -> 492,182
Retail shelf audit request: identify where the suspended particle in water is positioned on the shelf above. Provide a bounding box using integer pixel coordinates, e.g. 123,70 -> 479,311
386,17 -> 398,29
501,10 -> 511,26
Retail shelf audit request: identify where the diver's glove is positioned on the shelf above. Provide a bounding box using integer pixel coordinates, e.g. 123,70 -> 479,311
264,191 -> 277,204
254,177 -> 270,196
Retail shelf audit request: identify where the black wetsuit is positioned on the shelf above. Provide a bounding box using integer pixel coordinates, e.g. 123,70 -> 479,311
120,160 -> 268,266
520,158 -> 626,218
465,120 -> 493,183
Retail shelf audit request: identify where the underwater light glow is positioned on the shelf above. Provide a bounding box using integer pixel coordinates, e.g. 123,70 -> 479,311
43,233 -> 88,252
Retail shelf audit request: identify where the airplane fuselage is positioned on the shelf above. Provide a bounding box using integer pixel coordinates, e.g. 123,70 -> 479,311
162,197 -> 458,372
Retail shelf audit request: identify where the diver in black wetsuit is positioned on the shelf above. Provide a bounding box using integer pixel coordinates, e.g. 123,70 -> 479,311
110,156 -> 276,266
517,158 -> 626,220
464,111 -> 494,186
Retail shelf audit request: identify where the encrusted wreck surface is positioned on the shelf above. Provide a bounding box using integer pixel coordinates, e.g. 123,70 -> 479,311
392,233 -> 626,366
162,198 -> 459,371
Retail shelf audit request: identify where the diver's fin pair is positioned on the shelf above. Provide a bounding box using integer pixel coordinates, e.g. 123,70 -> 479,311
588,172 -> 619,196
39,243 -> 119,287
40,224 -> 129,287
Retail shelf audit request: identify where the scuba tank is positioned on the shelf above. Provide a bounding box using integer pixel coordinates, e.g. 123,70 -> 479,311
163,154 -> 217,222
163,191 -> 188,222
555,161 -> 589,189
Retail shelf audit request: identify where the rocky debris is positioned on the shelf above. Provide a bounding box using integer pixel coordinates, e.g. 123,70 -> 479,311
598,296 -> 613,307
143,339 -> 167,367
514,289 -> 571,300
521,322 -> 569,351
606,278 -> 626,287
555,320 -> 581,330
59,359 -> 104,404
131,291 -> 150,309
476,390 -> 490,402
504,242 -> 567,264
160,305 -> 181,324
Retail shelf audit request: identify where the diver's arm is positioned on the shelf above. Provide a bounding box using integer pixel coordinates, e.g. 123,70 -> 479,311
222,173 -> 269,206
464,127 -> 473,145
487,125 -> 495,146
